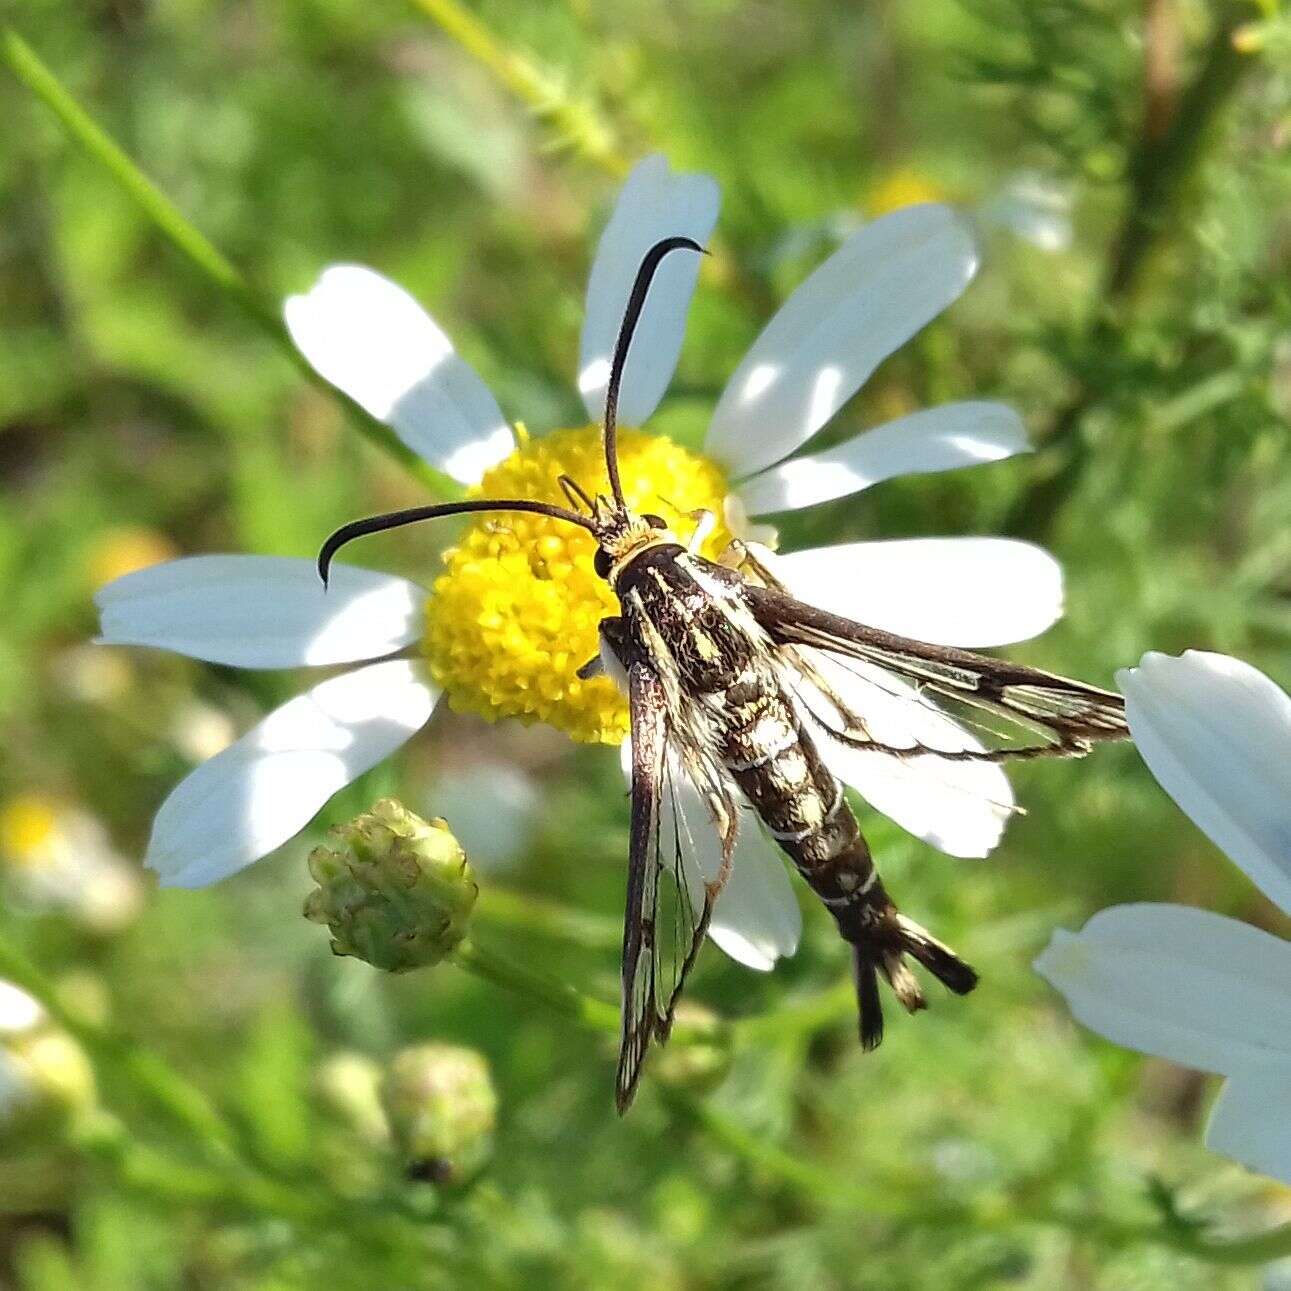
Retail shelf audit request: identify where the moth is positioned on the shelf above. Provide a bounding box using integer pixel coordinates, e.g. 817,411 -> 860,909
318,236 -> 1130,1113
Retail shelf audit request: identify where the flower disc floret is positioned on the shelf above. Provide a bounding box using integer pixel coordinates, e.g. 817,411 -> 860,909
423,425 -> 735,744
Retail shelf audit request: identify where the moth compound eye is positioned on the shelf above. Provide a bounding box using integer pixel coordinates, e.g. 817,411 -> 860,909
643,514 -> 668,529
593,547 -> 613,579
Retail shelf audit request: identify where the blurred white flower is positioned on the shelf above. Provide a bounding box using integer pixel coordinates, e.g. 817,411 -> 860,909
0,794 -> 143,933
0,981 -> 44,1035
0,980 -> 96,1129
1035,651 -> 1291,1185
168,699 -> 237,764
0,981 -> 43,1123
424,761 -> 538,872
49,644 -> 134,705
977,172 -> 1073,253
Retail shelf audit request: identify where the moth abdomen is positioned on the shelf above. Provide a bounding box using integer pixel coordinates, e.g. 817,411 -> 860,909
716,684 -> 978,1048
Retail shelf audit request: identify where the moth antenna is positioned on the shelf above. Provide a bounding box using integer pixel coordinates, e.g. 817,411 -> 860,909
602,235 -> 707,510
558,473 -> 595,513
317,498 -> 596,587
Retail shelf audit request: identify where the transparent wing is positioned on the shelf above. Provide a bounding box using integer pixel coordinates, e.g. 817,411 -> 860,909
617,661 -> 729,1113
746,583 -> 1127,761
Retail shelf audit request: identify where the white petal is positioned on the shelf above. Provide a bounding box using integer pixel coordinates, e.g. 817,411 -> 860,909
1206,1066 -> 1291,1185
705,827 -> 802,972
706,204 -> 978,478
96,556 -> 426,669
578,155 -> 720,427
773,538 -> 1063,648
0,982 -> 44,1035
1034,903 -> 1291,1076
619,742 -> 801,970
793,652 -> 1014,858
284,265 -> 512,483
1118,651 -> 1291,916
147,661 -> 438,887
735,401 -> 1028,515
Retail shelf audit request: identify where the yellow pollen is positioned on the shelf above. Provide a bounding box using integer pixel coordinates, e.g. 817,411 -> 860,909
864,169 -> 948,218
423,425 -> 735,744
87,526 -> 178,590
0,795 -> 60,868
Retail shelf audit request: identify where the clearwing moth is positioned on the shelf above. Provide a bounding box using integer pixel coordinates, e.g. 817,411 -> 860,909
318,236 -> 1129,1113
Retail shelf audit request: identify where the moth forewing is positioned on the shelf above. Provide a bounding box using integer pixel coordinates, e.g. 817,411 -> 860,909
616,650 -> 722,1113
743,583 -> 1128,759
617,661 -> 667,1112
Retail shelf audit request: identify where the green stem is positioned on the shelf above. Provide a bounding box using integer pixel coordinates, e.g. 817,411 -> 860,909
409,0 -> 629,178
730,979 -> 855,1043
476,886 -> 623,950
77,1118 -> 328,1222
408,0 -> 756,305
452,936 -> 731,1047
451,937 -> 623,1033
1105,4 -> 1252,301
1173,1221 -> 1291,1265
1004,3 -> 1257,538
0,933 -> 240,1165
0,25 -> 449,492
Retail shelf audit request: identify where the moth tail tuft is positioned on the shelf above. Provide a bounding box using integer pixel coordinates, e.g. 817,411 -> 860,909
849,912 -> 978,1051
851,947 -> 886,1051
894,914 -> 979,997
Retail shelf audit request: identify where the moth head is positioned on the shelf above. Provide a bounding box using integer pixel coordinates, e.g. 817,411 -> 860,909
592,507 -> 674,581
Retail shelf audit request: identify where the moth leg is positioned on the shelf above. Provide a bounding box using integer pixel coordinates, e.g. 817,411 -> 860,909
684,508 -> 716,554
716,538 -> 789,591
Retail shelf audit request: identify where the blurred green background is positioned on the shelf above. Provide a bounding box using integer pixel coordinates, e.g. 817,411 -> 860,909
3,1 -> 1291,1286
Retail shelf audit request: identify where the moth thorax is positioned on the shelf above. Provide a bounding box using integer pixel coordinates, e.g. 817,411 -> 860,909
600,515 -> 675,562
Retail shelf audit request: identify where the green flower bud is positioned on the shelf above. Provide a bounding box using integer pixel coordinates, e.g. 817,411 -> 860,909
314,1051 -> 389,1145
14,1030 -> 96,1116
380,1043 -> 497,1184
651,1002 -> 731,1095
304,799 -> 477,972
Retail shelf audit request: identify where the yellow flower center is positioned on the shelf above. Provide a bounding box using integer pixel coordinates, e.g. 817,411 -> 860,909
0,795 -> 60,868
423,425 -> 735,744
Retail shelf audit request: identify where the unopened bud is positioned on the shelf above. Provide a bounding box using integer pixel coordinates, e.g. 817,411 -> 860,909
0,980 -> 96,1133
314,1051 -> 389,1145
304,800 -> 477,972
380,1043 -> 497,1184
651,1002 -> 731,1095
1232,22 -> 1265,54
13,1030 -> 96,1115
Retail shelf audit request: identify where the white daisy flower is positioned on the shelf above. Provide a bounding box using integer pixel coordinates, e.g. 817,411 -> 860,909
1,794 -> 143,933
1035,651 -> 1291,1186
0,981 -> 44,1122
977,172 -> 1073,254
97,154 -> 1059,970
